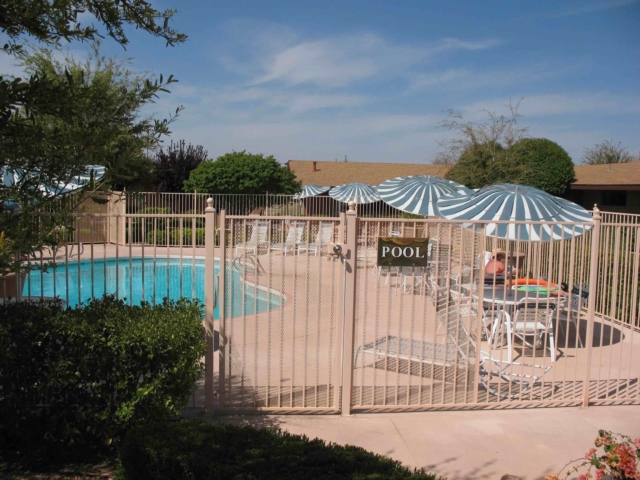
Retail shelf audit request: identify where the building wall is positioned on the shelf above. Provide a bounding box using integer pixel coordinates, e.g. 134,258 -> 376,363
568,189 -> 640,214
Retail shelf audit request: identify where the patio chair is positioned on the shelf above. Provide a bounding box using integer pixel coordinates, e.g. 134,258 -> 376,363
270,222 -> 305,256
558,284 -> 587,349
234,221 -> 269,255
398,266 -> 427,294
355,290 -> 552,400
499,297 -> 558,363
297,222 -> 334,256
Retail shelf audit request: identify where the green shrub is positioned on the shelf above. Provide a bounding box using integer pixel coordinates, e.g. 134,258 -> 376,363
502,138 -> 575,195
0,296 -> 206,464
120,421 -> 438,480
146,228 -> 206,246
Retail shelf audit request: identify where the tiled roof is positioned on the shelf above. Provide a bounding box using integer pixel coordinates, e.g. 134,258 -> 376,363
287,160 -> 451,187
288,160 -> 640,188
573,162 -> 640,187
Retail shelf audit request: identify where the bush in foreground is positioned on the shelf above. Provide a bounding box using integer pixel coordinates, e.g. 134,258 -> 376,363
0,296 -> 206,464
120,421 -> 439,480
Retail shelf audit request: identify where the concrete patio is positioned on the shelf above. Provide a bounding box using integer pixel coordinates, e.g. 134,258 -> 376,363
200,405 -> 640,480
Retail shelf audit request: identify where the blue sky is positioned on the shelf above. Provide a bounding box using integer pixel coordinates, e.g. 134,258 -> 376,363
3,0 -> 640,164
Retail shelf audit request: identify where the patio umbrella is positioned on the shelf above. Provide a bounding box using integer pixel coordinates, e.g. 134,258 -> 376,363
1,165 -> 106,196
293,184 -> 331,199
377,175 -> 467,217
328,182 -> 380,204
436,183 -> 593,241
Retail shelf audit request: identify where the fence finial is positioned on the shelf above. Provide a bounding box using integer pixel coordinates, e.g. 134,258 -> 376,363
592,204 -> 601,221
348,201 -> 356,212
206,197 -> 214,212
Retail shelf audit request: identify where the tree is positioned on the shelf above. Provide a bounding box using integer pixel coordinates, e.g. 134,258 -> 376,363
0,0 -> 185,273
445,142 -> 505,189
433,100 -> 527,166
184,151 -> 301,196
503,138 -> 575,195
581,140 -> 636,165
154,140 -> 208,192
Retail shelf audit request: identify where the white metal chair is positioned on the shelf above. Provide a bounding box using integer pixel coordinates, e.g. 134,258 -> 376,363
398,266 -> 427,294
297,222 -> 334,256
234,221 -> 269,255
501,298 -> 558,363
270,222 -> 305,256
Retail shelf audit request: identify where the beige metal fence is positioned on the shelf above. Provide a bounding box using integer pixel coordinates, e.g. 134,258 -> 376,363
4,202 -> 640,414
124,191 -> 406,218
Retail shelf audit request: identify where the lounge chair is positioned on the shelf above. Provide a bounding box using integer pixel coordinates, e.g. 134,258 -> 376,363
297,222 -> 334,256
355,290 -> 552,400
234,221 -> 269,255
270,222 -> 305,256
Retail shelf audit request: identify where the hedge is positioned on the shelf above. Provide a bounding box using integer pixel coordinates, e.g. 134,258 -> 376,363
0,296 -> 206,464
146,228 -> 206,246
120,421 -> 439,480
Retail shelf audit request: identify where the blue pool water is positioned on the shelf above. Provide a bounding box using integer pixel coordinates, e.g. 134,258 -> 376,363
23,257 -> 283,318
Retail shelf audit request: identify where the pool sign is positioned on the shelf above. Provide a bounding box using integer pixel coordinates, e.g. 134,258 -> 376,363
377,237 -> 429,267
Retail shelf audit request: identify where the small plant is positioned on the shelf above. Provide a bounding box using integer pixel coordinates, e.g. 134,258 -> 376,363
546,430 -> 640,480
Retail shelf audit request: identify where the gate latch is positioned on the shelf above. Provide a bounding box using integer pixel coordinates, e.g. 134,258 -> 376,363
327,242 -> 349,261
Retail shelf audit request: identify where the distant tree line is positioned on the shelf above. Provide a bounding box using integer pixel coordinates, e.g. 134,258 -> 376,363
433,101 -> 637,195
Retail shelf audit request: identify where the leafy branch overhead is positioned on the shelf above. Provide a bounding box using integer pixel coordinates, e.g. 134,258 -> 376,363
0,0 -> 186,53
1,0 -> 186,273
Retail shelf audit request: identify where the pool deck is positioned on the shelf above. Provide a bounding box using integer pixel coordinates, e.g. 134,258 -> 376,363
29,244 -> 640,477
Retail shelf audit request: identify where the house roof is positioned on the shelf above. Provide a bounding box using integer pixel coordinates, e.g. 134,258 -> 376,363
287,160 -> 451,187
572,162 -> 640,189
288,159 -> 640,190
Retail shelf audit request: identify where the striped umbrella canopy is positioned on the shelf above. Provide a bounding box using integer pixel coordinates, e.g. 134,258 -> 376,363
328,182 -> 380,204
436,183 -> 593,241
1,165 -> 106,210
377,175 -> 467,217
293,184 -> 331,199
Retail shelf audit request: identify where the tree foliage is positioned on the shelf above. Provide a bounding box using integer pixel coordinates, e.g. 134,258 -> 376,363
0,44 -> 181,272
433,100 -> 527,166
184,151 -> 302,196
445,143 -> 505,189
438,103 -> 575,195
505,138 -> 575,195
581,139 -> 636,165
154,140 -> 207,193
0,0 -> 185,273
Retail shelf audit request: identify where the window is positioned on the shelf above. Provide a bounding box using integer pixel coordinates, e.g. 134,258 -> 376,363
601,190 -> 627,207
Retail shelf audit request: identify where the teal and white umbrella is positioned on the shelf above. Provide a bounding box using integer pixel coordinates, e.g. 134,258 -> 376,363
293,184 -> 331,199
1,165 -> 106,210
377,175 -> 467,217
329,182 -> 380,204
436,183 -> 593,241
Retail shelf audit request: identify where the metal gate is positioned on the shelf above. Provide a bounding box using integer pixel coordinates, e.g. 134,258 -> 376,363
212,209 -> 344,412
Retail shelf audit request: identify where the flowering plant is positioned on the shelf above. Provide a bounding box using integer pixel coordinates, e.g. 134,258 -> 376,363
545,430 -> 640,480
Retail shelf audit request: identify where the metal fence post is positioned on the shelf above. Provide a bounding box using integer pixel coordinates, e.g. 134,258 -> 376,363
582,205 -> 601,407
341,202 -> 358,416
204,198 -> 216,414
218,209 -> 227,409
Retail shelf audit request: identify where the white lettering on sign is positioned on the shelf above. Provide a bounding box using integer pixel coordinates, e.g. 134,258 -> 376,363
380,246 -> 427,259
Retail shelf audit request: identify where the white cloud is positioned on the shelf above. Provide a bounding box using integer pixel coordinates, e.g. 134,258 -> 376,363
463,93 -> 640,118
405,63 -> 578,94
545,0 -> 639,18
242,31 -> 500,88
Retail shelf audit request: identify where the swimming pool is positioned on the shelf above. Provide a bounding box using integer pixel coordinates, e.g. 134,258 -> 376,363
22,257 -> 283,318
